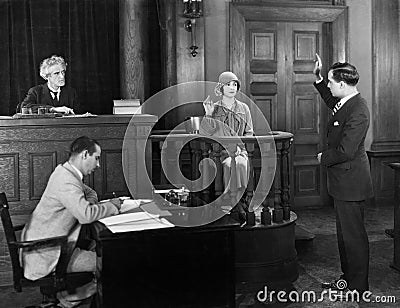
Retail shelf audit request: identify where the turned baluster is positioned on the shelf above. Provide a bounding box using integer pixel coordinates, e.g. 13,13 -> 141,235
281,138 -> 292,220
260,141 -> 273,225
200,141 -> 211,203
190,139 -> 201,206
245,142 -> 255,206
159,140 -> 168,185
272,141 -> 283,223
211,142 -> 223,200
227,144 -> 239,207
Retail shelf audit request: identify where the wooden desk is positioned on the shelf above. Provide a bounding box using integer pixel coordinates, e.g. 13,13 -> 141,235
88,201 -> 298,307
387,162 -> 400,271
89,211 -> 238,308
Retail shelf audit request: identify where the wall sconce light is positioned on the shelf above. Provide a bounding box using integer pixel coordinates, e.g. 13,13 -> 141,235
182,0 -> 203,57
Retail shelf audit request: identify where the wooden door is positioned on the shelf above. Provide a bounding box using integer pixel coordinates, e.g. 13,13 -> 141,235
246,21 -> 328,207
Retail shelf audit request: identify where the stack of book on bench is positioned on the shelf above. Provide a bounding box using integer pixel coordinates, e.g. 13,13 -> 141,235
113,99 -> 141,114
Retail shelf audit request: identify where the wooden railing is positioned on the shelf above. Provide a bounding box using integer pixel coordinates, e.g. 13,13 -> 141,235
150,131 -> 293,225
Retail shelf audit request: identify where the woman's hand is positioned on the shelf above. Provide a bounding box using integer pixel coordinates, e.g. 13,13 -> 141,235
203,95 -> 214,116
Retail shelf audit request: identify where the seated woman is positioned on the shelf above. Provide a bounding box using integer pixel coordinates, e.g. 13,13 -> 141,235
200,71 -> 254,218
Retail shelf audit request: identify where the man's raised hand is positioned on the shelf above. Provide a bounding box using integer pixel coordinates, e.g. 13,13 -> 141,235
313,53 -> 323,81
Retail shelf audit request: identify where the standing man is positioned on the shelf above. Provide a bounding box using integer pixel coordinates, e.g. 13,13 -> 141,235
21,136 -> 121,307
314,54 -> 373,292
20,55 -> 76,114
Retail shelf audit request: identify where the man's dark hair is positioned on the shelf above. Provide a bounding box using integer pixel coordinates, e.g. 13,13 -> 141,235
329,62 -> 359,86
69,136 -> 100,157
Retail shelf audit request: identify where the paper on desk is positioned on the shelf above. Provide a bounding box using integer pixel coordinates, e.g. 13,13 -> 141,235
140,202 -> 172,217
62,112 -> 97,118
99,211 -> 159,226
119,199 -> 153,213
119,199 -> 140,213
106,218 -> 174,233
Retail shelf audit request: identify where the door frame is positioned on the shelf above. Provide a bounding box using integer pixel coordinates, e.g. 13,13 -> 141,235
229,1 -> 348,207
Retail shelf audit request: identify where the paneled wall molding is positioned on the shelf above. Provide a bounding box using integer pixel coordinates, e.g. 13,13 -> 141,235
28,152 -> 57,200
368,0 -> 400,203
367,149 -> 400,206
371,0 -> 400,150
371,141 -> 400,152
231,0 -> 344,5
231,1 -> 346,22
0,153 -> 19,201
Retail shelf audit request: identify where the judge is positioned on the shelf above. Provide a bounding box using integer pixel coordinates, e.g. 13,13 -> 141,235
20,55 -> 76,114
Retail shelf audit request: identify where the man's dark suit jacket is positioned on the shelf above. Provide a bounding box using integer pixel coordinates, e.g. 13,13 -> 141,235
314,81 -> 373,201
20,84 -> 78,113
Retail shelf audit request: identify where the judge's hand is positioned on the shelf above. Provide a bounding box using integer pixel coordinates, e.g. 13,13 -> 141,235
50,106 -> 75,114
313,53 -> 323,81
203,95 -> 214,116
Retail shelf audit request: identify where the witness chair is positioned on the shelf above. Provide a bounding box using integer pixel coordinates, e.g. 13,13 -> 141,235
0,192 -> 93,307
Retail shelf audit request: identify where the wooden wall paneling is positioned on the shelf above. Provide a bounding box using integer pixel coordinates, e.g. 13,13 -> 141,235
230,4 -> 247,94
176,1 -> 204,84
232,0 -> 334,4
28,152 -> 57,200
367,0 -> 400,204
288,22 -> 325,207
371,0 -> 400,150
246,22 -> 278,133
101,149 -> 127,197
0,153 -> 19,201
231,2 -> 345,22
368,151 -> 400,205
330,8 -> 348,63
204,0 -> 230,81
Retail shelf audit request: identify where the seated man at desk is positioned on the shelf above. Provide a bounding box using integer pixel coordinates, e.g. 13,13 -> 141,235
20,55 -> 76,114
20,136 -> 121,307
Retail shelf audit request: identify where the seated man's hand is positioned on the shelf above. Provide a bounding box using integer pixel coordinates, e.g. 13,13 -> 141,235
110,197 -> 122,211
50,106 -> 75,114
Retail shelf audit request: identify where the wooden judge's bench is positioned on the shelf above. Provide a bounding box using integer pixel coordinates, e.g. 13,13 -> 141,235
0,114 -> 157,286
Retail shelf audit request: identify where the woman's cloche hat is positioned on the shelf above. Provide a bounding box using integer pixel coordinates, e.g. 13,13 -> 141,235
214,71 -> 240,96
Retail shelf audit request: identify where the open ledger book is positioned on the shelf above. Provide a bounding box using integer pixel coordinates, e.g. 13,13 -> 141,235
99,199 -> 174,233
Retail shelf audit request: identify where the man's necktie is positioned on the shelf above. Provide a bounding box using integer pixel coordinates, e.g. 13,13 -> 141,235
332,101 -> 343,115
50,91 -> 59,103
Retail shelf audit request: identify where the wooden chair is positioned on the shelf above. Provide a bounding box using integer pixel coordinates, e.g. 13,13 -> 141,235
0,192 -> 94,307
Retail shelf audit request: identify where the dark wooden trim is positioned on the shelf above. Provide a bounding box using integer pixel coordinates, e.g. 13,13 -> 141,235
231,2 -> 346,22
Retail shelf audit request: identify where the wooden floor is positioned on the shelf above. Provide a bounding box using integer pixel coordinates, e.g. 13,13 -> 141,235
1,204 -> 399,308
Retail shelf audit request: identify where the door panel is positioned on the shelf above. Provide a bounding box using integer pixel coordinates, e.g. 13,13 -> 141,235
247,21 -> 327,207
